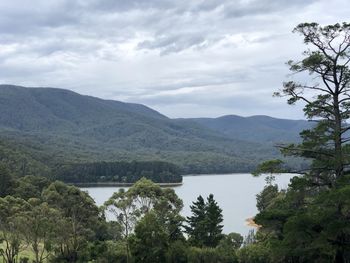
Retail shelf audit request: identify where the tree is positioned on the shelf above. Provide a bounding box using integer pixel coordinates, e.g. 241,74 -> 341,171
16,198 -> 61,263
256,184 -> 279,212
0,164 -> 15,198
216,233 -> 243,263
129,212 -> 168,263
104,188 -> 138,263
274,22 -> 350,186
204,194 -> 224,247
186,195 -> 207,247
0,196 -> 29,263
218,232 -> 243,250
105,178 -> 184,262
253,22 -> 350,262
186,194 -> 224,248
42,181 -> 99,262
13,175 -> 50,200
236,243 -> 271,263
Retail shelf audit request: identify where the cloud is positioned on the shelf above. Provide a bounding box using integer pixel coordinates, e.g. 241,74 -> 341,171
0,0 -> 349,118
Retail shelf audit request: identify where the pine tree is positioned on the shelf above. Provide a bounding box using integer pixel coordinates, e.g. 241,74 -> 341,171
186,194 -> 224,247
204,194 -> 224,247
186,195 -> 206,247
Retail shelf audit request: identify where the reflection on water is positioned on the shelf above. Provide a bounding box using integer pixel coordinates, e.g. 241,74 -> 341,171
81,173 -> 295,235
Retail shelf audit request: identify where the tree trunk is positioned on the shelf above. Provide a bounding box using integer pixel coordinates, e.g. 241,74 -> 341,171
333,92 -> 344,179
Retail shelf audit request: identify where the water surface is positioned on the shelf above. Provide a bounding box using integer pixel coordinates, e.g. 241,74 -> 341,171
81,173 -> 294,235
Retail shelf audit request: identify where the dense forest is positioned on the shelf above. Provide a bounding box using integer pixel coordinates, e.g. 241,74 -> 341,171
53,161 -> 182,184
1,21 -> 350,263
0,83 -> 310,178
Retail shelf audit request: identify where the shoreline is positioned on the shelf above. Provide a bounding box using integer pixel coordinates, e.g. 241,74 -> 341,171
74,181 -> 183,188
73,173 -> 295,188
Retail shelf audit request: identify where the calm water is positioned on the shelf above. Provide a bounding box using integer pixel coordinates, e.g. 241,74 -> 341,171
81,173 -> 295,236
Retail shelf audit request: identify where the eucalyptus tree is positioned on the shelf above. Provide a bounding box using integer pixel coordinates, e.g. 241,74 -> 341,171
42,181 -> 99,262
0,196 -> 28,263
16,198 -> 61,263
105,178 -> 184,262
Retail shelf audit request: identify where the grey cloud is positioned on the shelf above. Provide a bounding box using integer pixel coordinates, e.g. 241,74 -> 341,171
0,0 -> 348,118
138,34 -> 208,55
223,0 -> 316,18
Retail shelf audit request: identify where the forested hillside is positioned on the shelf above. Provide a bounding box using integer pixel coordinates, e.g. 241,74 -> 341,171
0,85 -> 308,180
190,115 -> 311,144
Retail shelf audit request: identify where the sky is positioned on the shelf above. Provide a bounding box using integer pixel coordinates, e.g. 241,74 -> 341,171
0,0 -> 349,119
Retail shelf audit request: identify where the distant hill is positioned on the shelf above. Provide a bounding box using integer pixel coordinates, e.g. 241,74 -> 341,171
190,115 -> 311,144
0,84 -> 310,176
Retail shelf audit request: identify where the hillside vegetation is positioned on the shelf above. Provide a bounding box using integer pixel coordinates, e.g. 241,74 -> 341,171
0,84 -> 309,180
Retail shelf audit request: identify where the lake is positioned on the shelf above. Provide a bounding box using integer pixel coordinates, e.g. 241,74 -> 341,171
81,173 -> 295,236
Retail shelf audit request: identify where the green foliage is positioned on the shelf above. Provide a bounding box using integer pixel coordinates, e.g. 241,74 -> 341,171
89,240 -> 128,263
0,196 -> 29,263
252,22 -> 350,263
42,181 -> 100,262
218,232 -> 244,250
0,164 -> 15,197
105,178 -> 184,262
0,84 -> 310,178
186,194 -> 224,248
129,212 -> 168,263
186,195 -> 207,247
256,184 -> 279,212
237,243 -> 271,263
165,240 -> 188,263
187,246 -> 237,263
54,160 -> 182,184
252,159 -> 285,177
15,199 -> 61,263
13,175 -> 50,200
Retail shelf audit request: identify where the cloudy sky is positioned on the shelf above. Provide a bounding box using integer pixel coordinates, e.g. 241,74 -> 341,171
0,0 -> 349,119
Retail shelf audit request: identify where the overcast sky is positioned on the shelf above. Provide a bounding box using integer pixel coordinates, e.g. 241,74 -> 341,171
0,0 -> 349,119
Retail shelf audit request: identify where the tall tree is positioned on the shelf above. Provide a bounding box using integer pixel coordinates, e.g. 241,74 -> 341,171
204,194 -> 224,247
253,22 -> 350,263
0,164 -> 15,198
16,198 -> 61,263
104,188 -> 138,263
186,194 -> 224,248
0,196 -> 28,263
274,22 -> 350,186
186,195 -> 207,247
129,212 -> 168,263
105,178 -> 184,262
42,181 -> 99,262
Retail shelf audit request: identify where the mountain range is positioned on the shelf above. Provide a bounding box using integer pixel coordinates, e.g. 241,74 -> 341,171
0,84 -> 311,175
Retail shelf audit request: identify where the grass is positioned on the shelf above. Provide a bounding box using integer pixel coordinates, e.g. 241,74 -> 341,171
1,241 -> 36,263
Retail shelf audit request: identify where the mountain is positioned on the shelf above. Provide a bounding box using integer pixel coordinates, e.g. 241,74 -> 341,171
0,84 -> 309,175
190,115 -> 311,144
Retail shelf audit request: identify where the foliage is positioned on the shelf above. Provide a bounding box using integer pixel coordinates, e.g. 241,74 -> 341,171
0,196 -> 29,263
187,246 -> 238,263
236,243 -> 271,263
54,161 -> 182,184
0,164 -> 15,198
16,199 -> 61,263
13,175 -> 50,200
186,194 -> 224,247
129,212 -> 168,263
105,178 -> 184,262
252,22 -> 350,263
256,184 -> 279,212
0,84 -> 311,179
42,181 -> 100,262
